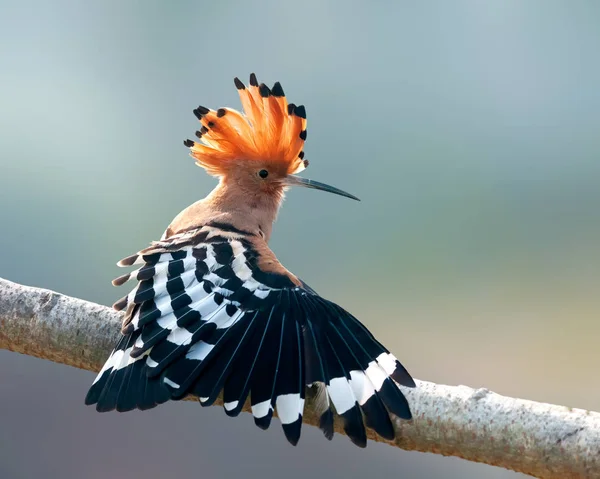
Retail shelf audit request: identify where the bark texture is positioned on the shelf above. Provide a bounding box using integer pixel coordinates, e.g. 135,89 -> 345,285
0,277 -> 598,478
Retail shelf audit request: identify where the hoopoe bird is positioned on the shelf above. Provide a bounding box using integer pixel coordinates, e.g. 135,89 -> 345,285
85,74 -> 415,447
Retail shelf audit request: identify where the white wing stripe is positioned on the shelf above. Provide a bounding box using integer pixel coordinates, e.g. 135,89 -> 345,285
204,244 -> 218,270
186,341 -> 214,360
349,370 -> 376,405
376,352 -> 397,375
364,361 -> 388,392
251,399 -> 272,419
327,377 -> 356,414
276,393 -> 304,424
165,326 -> 194,346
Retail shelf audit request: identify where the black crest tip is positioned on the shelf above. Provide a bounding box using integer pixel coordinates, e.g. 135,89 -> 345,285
259,83 -> 271,97
298,151 -> 305,159
271,81 -> 285,97
249,73 -> 258,87
287,103 -> 296,115
294,105 -> 306,119
183,139 -> 194,148
207,121 -> 215,128
233,77 -> 245,90
195,105 -> 210,115
217,108 -> 227,118
195,130 -> 202,138
193,106 -> 209,120
299,129 -> 307,141
200,126 -> 209,135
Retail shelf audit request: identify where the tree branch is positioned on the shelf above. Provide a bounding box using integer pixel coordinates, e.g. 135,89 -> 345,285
0,277 -> 597,478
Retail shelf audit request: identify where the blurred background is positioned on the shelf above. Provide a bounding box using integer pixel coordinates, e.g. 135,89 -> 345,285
1,1 -> 599,478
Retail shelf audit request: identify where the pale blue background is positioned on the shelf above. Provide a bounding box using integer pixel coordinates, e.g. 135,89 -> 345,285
1,1 -> 599,478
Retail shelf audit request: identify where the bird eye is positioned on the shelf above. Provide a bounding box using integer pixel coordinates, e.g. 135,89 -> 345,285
258,169 -> 269,179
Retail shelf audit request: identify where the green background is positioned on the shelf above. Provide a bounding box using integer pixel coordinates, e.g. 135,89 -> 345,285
1,1 -> 599,478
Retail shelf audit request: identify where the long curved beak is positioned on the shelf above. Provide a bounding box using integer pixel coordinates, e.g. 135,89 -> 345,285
284,175 -> 360,201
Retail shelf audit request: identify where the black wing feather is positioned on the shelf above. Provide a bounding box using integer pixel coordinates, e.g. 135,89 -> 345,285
191,311 -> 259,405
86,225 -> 414,448
326,319 -> 395,440
222,310 -> 270,416
249,303 -> 285,429
274,291 -> 305,444
323,333 -> 367,447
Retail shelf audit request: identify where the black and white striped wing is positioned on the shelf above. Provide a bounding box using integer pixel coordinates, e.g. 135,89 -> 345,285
85,225 -> 415,447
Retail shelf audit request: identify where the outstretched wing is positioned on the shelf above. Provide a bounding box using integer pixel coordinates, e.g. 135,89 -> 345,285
85,223 -> 415,447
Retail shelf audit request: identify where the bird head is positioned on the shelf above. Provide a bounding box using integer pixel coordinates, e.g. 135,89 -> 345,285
183,74 -> 359,202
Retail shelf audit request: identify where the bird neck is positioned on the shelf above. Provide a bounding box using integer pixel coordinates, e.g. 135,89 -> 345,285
205,179 -> 284,241
167,178 -> 285,243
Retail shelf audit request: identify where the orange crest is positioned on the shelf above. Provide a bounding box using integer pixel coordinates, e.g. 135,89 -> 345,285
184,74 -> 308,177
